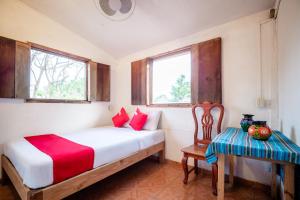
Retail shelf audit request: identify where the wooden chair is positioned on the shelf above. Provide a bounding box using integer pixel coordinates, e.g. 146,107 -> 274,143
181,101 -> 224,195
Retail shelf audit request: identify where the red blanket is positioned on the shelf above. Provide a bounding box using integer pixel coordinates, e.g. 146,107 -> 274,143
25,134 -> 94,183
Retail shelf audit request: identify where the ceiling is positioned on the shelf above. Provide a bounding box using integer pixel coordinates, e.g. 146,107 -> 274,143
20,0 -> 275,59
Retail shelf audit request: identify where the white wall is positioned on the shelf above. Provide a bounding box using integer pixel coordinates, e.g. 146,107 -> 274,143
111,11 -> 276,185
277,0 -> 300,146
0,0 -> 117,175
0,0 -> 280,186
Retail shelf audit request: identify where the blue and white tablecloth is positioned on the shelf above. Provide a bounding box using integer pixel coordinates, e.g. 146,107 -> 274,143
205,127 -> 300,164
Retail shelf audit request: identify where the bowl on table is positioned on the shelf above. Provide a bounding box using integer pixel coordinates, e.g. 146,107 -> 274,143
248,121 -> 272,140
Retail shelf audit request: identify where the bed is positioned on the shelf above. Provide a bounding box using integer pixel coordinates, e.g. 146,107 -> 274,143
1,126 -> 165,200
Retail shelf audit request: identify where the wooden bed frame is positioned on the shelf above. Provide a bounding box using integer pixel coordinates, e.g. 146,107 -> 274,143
1,142 -> 165,200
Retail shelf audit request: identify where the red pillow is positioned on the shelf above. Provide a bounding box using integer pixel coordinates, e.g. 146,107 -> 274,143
129,108 -> 148,131
112,107 -> 129,127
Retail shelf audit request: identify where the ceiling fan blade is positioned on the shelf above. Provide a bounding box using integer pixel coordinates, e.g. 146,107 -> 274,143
120,0 -> 132,14
99,0 -> 116,16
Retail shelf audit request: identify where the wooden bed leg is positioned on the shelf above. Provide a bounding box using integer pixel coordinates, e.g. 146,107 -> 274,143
30,190 -> 43,200
158,149 -> 165,163
1,166 -> 9,185
2,155 -> 31,200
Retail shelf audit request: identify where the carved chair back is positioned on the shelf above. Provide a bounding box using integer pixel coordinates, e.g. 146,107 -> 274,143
192,101 -> 224,146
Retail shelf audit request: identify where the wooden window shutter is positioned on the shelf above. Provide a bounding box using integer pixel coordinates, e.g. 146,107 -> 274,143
191,37 -> 222,104
89,61 -> 110,102
97,63 -> 110,101
0,36 -> 16,98
89,61 -> 97,101
15,41 -> 30,99
131,58 -> 147,105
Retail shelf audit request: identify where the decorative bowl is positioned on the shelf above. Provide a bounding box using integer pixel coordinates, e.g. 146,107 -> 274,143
248,121 -> 272,140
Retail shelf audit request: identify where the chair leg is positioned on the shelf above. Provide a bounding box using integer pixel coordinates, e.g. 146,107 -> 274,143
212,163 -> 218,195
181,155 -> 188,184
194,159 -> 199,175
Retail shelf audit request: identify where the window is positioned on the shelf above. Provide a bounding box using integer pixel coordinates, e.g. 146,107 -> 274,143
131,38 -> 221,106
29,48 -> 87,101
150,51 -> 191,105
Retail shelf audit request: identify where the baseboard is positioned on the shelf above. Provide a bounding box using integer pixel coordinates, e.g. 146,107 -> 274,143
164,159 -> 270,191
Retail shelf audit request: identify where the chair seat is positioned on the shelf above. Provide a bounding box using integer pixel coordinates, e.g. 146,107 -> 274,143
181,144 -> 208,158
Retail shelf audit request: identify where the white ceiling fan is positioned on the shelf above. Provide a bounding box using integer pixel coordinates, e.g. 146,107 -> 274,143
94,0 -> 136,21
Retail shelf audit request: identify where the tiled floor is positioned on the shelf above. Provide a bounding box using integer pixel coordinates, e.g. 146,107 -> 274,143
0,159 -> 271,200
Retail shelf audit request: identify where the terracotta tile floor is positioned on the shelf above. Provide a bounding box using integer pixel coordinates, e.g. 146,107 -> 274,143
0,159 -> 272,200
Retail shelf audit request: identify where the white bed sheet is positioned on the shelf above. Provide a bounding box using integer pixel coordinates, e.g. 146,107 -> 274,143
3,126 -> 164,189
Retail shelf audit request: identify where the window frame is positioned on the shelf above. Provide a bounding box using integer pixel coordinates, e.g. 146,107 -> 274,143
27,43 -> 90,103
147,46 -> 193,107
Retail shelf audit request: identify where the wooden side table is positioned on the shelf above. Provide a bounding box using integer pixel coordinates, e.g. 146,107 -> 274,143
205,128 -> 300,200
217,154 -> 295,200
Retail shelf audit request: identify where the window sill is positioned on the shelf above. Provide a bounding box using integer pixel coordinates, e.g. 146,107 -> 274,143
26,99 -> 91,104
146,103 -> 192,108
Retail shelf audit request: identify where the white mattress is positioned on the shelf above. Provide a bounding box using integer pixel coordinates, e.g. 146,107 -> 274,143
3,126 -> 164,189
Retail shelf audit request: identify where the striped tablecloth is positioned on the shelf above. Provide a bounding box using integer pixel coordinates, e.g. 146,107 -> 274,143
205,127 -> 300,164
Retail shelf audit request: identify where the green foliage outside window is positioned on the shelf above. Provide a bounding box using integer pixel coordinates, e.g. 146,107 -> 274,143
170,75 -> 191,102
30,49 -> 86,100
154,74 -> 191,103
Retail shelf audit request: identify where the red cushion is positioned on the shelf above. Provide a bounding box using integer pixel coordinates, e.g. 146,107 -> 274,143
112,107 -> 129,127
129,108 -> 148,131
